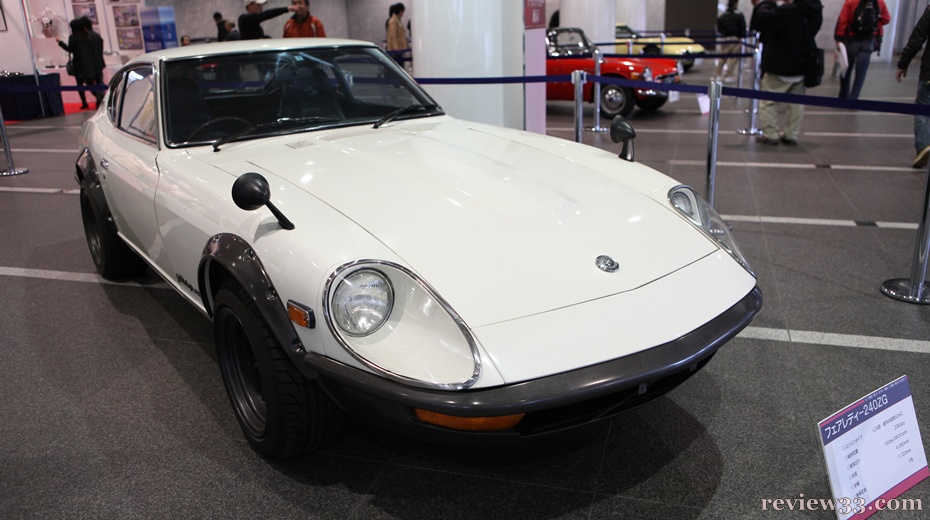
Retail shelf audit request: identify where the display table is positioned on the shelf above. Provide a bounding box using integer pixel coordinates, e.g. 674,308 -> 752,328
0,74 -> 64,120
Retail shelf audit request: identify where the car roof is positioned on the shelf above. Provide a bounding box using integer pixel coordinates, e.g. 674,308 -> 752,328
128,38 -> 377,65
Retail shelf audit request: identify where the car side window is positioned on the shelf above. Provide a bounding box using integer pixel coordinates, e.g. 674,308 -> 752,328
117,66 -> 157,144
107,74 -> 124,124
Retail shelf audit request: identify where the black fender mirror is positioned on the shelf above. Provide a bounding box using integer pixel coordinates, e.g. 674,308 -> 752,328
232,172 -> 295,230
610,116 -> 636,162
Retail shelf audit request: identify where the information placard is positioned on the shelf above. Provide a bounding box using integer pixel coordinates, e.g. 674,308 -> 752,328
819,376 -> 929,519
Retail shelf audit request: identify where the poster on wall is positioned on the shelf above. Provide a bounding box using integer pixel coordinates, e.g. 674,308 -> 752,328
113,6 -> 139,27
73,3 -> 99,24
117,28 -> 142,50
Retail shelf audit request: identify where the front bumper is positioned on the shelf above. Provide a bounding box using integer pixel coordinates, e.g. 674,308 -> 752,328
635,74 -> 679,100
302,286 -> 762,444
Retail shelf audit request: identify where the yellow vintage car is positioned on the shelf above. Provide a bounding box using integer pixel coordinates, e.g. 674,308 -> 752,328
614,24 -> 706,70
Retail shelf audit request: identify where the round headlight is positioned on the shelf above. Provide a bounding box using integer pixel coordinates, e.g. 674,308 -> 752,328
643,66 -> 654,83
331,269 -> 393,337
668,185 -> 753,275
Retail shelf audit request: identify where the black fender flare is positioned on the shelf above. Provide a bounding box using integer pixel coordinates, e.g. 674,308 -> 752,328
198,233 -> 318,378
76,147 -> 118,235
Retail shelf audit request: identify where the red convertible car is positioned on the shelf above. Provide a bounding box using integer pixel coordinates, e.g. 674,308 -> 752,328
547,27 -> 681,118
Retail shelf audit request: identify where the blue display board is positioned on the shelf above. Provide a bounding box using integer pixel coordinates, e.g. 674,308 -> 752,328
141,7 -> 177,52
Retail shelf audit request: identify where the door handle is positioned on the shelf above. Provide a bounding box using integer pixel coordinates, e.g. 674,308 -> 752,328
100,159 -> 109,169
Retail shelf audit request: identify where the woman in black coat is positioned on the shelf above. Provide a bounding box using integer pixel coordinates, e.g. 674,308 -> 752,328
56,17 -> 105,109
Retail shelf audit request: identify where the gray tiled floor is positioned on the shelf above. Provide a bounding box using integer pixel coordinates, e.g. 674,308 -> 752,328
3,60 -> 930,519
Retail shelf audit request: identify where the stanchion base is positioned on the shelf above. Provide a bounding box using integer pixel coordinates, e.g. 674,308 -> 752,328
0,168 -> 28,177
880,278 -> 930,304
737,128 -> 762,136
585,126 -> 608,133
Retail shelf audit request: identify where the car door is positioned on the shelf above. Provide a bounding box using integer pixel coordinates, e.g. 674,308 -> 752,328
547,30 -> 592,101
93,64 -> 169,271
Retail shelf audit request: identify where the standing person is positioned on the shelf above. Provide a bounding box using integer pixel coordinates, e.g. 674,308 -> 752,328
283,0 -> 326,38
214,12 -> 229,41
751,0 -> 823,146
386,3 -> 408,53
239,0 -> 298,40
835,0 -> 890,99
180,35 -> 192,46
714,0 -> 747,82
895,6 -> 930,168
56,17 -> 105,110
224,21 -> 241,41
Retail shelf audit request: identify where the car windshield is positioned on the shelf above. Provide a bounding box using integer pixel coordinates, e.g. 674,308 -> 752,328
548,29 -> 594,57
615,25 -> 639,39
162,46 -> 441,147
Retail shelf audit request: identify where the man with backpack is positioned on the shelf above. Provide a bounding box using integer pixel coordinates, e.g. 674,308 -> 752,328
835,0 -> 890,99
714,0 -> 747,82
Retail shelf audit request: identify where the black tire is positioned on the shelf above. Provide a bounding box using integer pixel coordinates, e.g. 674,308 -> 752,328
214,280 -> 342,459
681,53 -> 695,71
642,45 -> 661,56
80,190 -> 147,279
635,97 -> 668,111
599,84 -> 635,118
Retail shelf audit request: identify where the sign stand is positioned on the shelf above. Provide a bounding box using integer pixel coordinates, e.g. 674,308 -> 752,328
818,376 -> 929,519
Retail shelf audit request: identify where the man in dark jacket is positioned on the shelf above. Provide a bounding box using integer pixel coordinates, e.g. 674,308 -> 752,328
714,0 -> 747,82
751,0 -> 823,145
896,6 -> 930,168
239,0 -> 297,40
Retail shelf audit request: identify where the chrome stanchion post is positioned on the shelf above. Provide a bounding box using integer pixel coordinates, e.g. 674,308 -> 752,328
627,39 -> 633,55
737,35 -> 762,136
737,36 -> 746,90
586,49 -> 607,133
881,167 -> 930,304
0,104 -> 29,177
572,70 -> 586,144
706,80 -> 722,207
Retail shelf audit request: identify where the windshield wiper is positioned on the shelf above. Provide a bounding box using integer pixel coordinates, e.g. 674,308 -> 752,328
372,103 -> 441,129
212,116 -> 339,152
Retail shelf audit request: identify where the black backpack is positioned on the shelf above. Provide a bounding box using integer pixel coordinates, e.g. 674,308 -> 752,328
850,0 -> 879,37
717,10 -> 742,37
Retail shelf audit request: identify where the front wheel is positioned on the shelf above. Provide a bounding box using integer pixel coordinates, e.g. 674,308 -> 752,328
214,280 -> 342,459
599,84 -> 635,118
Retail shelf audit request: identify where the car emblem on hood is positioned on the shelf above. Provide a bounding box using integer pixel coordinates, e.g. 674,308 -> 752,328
595,255 -> 619,273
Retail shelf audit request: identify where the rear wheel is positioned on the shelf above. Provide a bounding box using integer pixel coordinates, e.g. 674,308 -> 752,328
600,84 -> 635,118
214,280 -> 342,459
80,190 -> 147,279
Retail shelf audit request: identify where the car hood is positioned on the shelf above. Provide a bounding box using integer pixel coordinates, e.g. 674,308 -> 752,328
211,119 -> 717,328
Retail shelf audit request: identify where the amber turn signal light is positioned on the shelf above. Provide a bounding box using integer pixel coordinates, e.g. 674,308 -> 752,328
414,409 -> 524,431
287,300 -> 315,328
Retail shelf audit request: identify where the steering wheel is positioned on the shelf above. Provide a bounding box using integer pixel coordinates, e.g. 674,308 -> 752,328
187,117 -> 253,141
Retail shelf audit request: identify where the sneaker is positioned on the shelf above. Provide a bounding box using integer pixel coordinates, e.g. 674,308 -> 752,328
780,136 -> 798,146
913,145 -> 930,168
758,136 -> 779,146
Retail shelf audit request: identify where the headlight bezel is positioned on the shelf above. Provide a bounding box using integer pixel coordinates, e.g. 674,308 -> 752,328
322,259 -> 482,391
668,185 -> 754,276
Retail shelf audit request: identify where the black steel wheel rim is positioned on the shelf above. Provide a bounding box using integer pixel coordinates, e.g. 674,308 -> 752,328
81,195 -> 103,266
218,309 -> 267,438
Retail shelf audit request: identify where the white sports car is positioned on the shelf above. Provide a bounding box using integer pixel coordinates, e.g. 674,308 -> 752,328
76,38 -> 760,459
